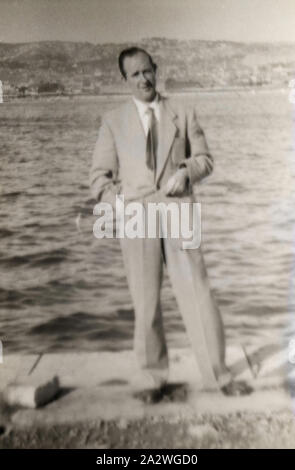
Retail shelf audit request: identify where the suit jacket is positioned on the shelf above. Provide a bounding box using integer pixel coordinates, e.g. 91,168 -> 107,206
89,94 -> 213,205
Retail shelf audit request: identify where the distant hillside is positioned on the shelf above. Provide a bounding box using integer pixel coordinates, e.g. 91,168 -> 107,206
0,38 -> 294,95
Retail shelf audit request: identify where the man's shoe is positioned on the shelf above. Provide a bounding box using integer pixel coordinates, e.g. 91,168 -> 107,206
133,387 -> 165,404
221,380 -> 253,396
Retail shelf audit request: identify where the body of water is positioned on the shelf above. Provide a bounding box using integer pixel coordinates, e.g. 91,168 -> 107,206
1,90 -> 294,353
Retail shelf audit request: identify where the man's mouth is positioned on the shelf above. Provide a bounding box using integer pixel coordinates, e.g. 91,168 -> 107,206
141,84 -> 152,90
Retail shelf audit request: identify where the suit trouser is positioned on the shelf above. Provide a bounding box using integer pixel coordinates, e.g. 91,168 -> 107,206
119,193 -> 231,390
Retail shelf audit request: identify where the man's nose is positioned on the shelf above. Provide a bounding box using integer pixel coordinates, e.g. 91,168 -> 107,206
139,72 -> 148,82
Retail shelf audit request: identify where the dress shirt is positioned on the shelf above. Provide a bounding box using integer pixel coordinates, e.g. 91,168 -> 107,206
133,94 -> 160,136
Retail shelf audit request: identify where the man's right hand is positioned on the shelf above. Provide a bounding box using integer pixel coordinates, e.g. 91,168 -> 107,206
93,198 -> 124,238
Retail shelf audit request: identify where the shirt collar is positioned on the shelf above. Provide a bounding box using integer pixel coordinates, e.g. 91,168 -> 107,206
133,93 -> 160,118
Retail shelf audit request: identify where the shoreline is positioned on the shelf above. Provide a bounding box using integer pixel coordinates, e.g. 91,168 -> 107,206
1,410 -> 295,449
0,345 -> 294,448
1,86 -> 288,104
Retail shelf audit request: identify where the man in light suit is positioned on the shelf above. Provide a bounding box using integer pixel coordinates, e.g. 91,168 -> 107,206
90,47 -> 251,401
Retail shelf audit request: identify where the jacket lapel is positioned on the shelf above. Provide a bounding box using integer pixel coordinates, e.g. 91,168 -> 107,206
156,97 -> 178,183
122,97 -> 177,183
123,99 -> 146,157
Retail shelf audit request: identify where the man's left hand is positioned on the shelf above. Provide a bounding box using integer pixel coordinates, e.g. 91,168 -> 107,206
164,167 -> 189,197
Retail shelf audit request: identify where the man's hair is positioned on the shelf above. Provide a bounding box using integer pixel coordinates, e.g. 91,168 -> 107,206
118,47 -> 157,79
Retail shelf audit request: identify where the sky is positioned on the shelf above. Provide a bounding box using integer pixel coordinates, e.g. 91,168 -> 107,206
0,0 -> 294,44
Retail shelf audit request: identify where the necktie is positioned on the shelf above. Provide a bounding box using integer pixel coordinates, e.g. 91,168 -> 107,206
146,107 -> 158,174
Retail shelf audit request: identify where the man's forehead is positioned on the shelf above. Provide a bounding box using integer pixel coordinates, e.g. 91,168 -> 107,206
124,52 -> 152,72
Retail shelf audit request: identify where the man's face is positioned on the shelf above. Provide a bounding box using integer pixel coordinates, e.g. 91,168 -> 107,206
123,52 -> 157,103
